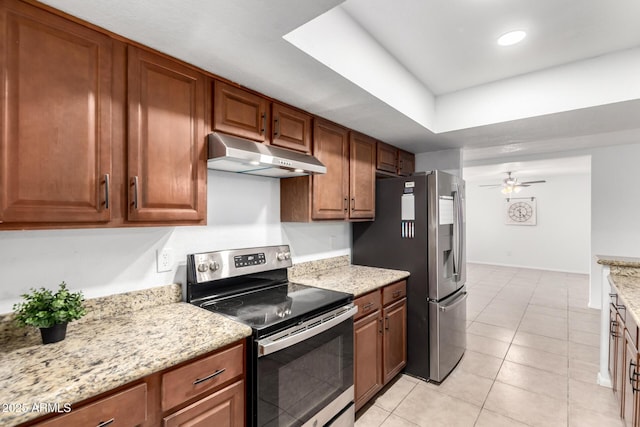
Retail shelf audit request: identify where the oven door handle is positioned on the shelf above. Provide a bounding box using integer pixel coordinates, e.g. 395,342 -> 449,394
257,305 -> 357,357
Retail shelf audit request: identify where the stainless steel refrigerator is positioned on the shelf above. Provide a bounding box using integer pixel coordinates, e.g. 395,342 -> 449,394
352,170 -> 467,382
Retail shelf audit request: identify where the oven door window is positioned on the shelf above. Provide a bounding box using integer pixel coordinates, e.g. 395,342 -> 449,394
257,318 -> 354,427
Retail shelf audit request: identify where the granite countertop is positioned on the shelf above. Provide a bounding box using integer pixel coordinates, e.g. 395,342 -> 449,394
597,255 -> 640,268
0,286 -> 252,425
609,274 -> 640,326
293,264 -> 410,297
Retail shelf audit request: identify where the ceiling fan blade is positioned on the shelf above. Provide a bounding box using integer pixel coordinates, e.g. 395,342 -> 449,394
478,184 -> 502,187
520,180 -> 546,184
515,184 -> 530,187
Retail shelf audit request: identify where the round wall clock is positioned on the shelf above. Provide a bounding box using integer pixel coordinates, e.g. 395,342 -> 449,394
505,198 -> 537,225
508,201 -> 533,222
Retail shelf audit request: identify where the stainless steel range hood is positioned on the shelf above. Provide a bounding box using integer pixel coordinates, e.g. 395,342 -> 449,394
207,132 -> 326,178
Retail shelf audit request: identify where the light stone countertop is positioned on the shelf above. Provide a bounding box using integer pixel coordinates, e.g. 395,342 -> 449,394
0,288 -> 251,425
292,264 -> 410,297
609,274 -> 640,327
597,255 -> 640,268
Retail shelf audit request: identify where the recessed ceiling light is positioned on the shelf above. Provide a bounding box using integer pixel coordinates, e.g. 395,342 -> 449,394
497,30 -> 526,46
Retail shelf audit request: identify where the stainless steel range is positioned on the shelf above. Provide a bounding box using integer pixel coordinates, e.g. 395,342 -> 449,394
186,245 -> 356,427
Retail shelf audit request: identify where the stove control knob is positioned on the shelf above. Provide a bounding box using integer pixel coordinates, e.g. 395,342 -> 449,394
209,261 -> 220,272
277,252 -> 291,261
197,263 -> 209,273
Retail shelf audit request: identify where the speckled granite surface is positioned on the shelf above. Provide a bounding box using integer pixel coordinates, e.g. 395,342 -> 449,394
609,275 -> 640,326
0,286 -> 251,425
288,255 -> 350,279
597,255 -> 640,268
293,264 -> 410,297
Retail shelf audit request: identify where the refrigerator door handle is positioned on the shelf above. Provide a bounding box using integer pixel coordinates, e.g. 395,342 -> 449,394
452,185 -> 460,279
439,291 -> 467,312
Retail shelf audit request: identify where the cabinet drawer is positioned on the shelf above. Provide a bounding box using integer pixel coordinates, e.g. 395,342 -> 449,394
354,291 -> 381,321
35,383 -> 146,427
162,343 -> 244,411
163,380 -> 244,427
383,281 -> 407,306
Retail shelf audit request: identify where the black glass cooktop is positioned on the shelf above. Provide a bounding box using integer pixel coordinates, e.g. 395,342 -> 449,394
200,282 -> 352,337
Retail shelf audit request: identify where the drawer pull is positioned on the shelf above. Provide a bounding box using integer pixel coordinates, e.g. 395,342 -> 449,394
193,368 -> 225,385
392,290 -> 402,298
362,302 -> 373,312
97,419 -> 115,427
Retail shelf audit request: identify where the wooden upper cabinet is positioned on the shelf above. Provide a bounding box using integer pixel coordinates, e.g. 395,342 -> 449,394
376,142 -> 398,174
349,132 -> 375,220
312,119 -> 349,220
271,102 -> 312,154
213,80 -> 269,142
0,1 -> 113,224
127,46 -> 206,222
397,150 -> 415,176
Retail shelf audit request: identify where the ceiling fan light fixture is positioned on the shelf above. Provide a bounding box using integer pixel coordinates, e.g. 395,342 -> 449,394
501,186 -> 512,195
514,186 -> 522,193
497,30 -> 526,46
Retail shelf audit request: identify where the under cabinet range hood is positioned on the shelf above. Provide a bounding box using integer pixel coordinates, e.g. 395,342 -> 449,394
207,132 -> 326,178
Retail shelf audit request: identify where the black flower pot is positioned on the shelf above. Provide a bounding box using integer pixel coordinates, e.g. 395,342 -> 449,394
40,322 -> 68,344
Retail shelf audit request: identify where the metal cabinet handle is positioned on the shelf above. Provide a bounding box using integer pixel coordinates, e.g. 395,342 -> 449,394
379,318 -> 383,334
193,368 -> 225,386
344,198 -> 348,212
362,302 -> 373,312
617,304 -> 626,312
131,176 -> 139,209
103,174 -> 110,209
629,360 -> 640,392
261,113 -> 266,135
274,117 -> 280,138
385,317 -> 390,330
97,419 -> 115,427
610,320 -> 619,337
392,290 -> 401,298
351,198 -> 355,210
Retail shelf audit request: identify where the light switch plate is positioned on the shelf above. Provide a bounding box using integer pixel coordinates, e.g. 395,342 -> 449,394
157,248 -> 173,273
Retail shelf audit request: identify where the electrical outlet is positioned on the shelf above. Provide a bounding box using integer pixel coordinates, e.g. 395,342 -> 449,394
157,248 -> 173,273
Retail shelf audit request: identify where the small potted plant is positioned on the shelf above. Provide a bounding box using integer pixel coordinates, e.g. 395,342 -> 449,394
13,282 -> 86,344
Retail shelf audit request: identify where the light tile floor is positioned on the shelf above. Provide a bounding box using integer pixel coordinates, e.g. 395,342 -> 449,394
355,263 -> 623,427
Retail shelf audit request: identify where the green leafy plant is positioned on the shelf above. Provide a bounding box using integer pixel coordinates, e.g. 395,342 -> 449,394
13,282 -> 86,329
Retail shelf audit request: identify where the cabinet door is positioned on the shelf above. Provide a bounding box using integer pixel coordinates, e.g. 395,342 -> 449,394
213,81 -> 268,142
0,1 -> 112,224
163,380 -> 244,427
623,332 -> 639,427
383,298 -> 407,384
376,142 -> 398,174
127,46 -> 206,222
349,132 -> 375,220
311,119 -> 349,220
271,103 -> 312,154
354,310 -> 382,411
619,312 -> 627,404
611,304 -> 620,395
397,150 -> 415,176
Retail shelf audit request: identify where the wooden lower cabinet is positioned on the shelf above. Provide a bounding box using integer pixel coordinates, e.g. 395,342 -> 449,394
163,380 -> 244,427
353,281 -> 407,411
623,330 -> 639,427
383,298 -> 408,383
34,383 -> 147,427
354,310 -> 383,410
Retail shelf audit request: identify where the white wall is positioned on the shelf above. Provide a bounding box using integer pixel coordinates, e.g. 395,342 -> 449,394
416,149 -> 462,176
466,174 -> 591,273
590,143 -> 640,305
0,170 -> 350,313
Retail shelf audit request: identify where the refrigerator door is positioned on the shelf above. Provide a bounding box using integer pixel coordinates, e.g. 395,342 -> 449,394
428,288 -> 467,382
428,171 -> 466,301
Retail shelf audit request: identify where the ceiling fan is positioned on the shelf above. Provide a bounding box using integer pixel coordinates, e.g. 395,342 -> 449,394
479,171 -> 546,194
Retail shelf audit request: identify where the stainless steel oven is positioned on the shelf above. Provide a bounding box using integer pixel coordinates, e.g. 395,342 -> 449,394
186,245 -> 356,427
256,304 -> 355,426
